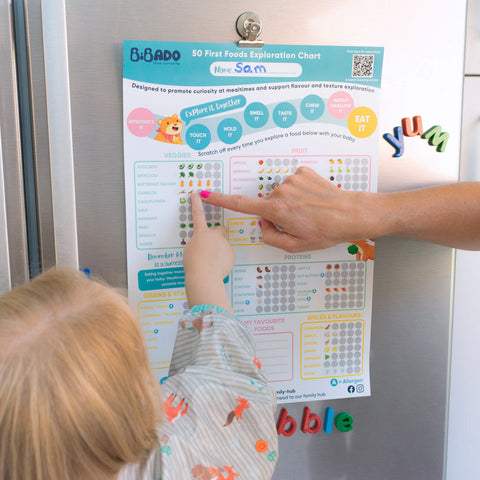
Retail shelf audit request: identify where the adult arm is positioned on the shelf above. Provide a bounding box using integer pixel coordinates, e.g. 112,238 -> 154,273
200,167 -> 480,252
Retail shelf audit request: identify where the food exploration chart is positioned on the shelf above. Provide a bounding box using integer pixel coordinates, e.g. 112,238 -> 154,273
123,41 -> 383,403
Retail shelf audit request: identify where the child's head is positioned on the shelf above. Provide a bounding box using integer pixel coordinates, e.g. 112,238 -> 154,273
0,269 -> 162,480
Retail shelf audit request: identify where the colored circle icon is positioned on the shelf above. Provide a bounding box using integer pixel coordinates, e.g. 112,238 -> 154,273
256,440 -> 268,452
301,94 -> 325,120
126,108 -> 156,137
347,106 -> 377,138
328,91 -> 354,119
273,102 -> 297,128
217,118 -> 242,144
185,124 -> 211,150
244,102 -> 269,128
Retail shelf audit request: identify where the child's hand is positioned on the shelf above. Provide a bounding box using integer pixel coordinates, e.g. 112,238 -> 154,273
183,192 -> 235,278
183,192 -> 235,313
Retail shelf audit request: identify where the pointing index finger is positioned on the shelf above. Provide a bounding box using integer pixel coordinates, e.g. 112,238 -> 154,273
190,191 -> 208,232
200,190 -> 269,217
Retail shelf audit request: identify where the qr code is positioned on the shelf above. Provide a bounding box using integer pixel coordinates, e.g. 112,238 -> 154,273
352,54 -> 374,78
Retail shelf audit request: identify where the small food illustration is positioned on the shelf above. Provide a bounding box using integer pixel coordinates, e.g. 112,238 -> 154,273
347,239 -> 375,261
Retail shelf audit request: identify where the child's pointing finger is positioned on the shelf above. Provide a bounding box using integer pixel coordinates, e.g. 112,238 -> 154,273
190,191 -> 208,232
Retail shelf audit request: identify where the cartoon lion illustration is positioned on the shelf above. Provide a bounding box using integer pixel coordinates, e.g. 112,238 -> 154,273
154,114 -> 183,144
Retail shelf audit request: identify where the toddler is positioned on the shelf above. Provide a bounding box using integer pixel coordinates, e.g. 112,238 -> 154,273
0,192 -> 278,480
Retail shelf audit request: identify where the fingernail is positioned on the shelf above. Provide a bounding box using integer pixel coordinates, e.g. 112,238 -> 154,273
200,190 -> 211,199
258,220 -> 262,228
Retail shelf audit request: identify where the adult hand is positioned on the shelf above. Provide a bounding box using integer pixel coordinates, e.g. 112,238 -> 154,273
183,192 -> 235,312
201,167 -> 376,253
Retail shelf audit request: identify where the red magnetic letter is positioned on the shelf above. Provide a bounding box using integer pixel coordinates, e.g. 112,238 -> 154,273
402,116 -> 423,137
301,406 -> 322,434
277,408 -> 297,436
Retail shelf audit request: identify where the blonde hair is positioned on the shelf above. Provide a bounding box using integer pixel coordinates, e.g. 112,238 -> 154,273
0,269 -> 162,480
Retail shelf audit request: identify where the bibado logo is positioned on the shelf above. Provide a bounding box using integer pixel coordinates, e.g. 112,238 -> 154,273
130,47 -> 181,63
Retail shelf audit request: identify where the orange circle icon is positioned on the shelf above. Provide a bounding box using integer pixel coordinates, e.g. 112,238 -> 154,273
255,440 -> 268,452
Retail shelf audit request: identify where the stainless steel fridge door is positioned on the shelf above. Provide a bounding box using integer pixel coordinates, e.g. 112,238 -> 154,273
0,0 -> 29,294
28,0 -> 466,478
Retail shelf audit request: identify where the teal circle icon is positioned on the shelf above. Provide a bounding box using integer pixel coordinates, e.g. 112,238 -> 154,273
273,102 -> 297,128
217,118 -> 242,144
301,94 -> 325,120
185,124 -> 211,150
244,102 -> 269,128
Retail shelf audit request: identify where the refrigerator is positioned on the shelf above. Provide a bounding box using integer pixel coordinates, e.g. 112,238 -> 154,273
446,0 -> 480,478
0,1 -> 469,479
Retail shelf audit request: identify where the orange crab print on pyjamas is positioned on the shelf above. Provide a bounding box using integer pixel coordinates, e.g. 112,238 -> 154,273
192,464 -> 239,480
164,394 -> 188,425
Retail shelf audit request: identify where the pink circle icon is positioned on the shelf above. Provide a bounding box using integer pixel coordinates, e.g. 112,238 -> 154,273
328,92 -> 354,119
127,108 -> 156,137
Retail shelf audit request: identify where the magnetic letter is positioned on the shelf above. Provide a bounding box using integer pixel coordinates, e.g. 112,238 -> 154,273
402,116 -> 423,137
301,407 -> 322,434
277,408 -> 297,437
335,412 -> 354,432
383,126 -> 405,157
422,125 -> 449,152
324,407 -> 334,434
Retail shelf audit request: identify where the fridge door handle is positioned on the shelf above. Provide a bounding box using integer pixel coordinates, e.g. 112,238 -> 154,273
0,135 -> 12,294
462,116 -> 480,182
41,0 -> 79,269
0,0 -> 29,292
473,0 -> 480,35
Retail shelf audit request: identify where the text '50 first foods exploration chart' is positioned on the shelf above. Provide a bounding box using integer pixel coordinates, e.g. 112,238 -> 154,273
123,41 -> 383,403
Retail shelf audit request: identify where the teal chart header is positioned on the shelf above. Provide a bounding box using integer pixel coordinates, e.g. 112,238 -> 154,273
124,41 -> 383,87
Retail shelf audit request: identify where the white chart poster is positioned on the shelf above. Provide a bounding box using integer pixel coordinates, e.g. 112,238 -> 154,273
123,41 -> 383,403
